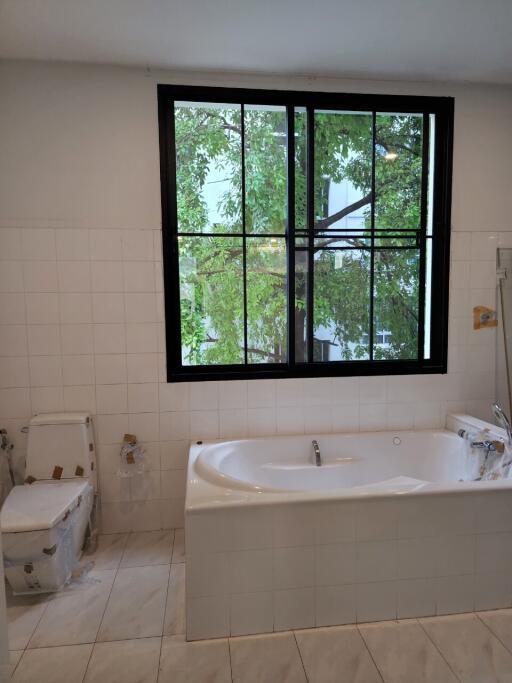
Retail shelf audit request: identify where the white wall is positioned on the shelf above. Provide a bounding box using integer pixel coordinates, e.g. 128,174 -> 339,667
0,60 -> 511,532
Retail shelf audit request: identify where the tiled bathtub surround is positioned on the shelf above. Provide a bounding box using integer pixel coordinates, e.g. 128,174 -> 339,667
185,490 -> 512,640
1,61 -> 511,533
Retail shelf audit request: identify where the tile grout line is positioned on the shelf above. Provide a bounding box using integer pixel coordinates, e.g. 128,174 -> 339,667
227,637 -> 234,683
157,528 -> 175,677
416,617 -> 463,682
356,625 -> 387,683
87,534 -> 128,652
292,631 -> 310,682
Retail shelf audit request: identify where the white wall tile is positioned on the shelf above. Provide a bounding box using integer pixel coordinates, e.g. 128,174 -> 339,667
31,386 -> 64,413
0,388 -> 30,418
230,592 -> 273,636
122,231 -> 154,261
0,325 -> 27,356
273,546 -> 315,590
128,412 -> 159,443
57,261 -> 91,292
128,382 -> 158,414
96,383 -> 128,415
29,355 -> 63,387
127,353 -> 158,383
274,587 -> 315,631
93,323 -> 126,354
59,293 -> 92,324
229,550 -> 273,594
21,228 -> 56,260
92,292 -> 125,323
27,324 -> 61,355
126,323 -> 158,353
159,382 -> 189,412
0,357 -> 29,388
0,229 -> 22,260
62,323 -> 94,355
25,293 -> 59,324
91,262 -> 124,293
247,380 -> 275,407
23,261 -> 58,292
0,292 -> 25,324
95,354 -> 127,385
63,385 -> 96,412
89,230 -> 123,261
55,229 -> 89,261
356,581 -> 397,623
316,584 -> 356,627
62,354 -> 95,386
190,381 -> 218,411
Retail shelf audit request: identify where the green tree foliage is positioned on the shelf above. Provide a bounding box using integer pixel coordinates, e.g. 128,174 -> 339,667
174,103 -> 423,365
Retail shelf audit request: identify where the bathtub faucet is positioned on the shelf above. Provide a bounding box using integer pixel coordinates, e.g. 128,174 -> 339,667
312,440 -> 322,467
492,402 -> 512,447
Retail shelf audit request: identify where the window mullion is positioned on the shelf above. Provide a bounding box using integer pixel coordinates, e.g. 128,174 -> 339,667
306,106 -> 314,364
417,112 -> 430,361
241,103 -> 248,365
286,106 -> 296,369
369,111 -> 376,361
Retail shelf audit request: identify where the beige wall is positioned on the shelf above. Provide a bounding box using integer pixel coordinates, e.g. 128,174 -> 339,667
0,60 -> 511,531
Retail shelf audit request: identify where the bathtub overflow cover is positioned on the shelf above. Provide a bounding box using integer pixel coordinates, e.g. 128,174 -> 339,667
393,436 -> 401,445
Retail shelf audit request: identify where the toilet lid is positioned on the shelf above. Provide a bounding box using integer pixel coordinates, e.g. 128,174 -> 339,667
1,480 -> 91,533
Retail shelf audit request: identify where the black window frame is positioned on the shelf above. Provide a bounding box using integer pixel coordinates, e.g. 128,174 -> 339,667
158,84 -> 454,383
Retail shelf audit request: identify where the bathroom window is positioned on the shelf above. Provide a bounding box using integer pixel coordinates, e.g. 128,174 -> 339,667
158,85 -> 453,381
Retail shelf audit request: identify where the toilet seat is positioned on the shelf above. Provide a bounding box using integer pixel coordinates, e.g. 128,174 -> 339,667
1,480 -> 91,533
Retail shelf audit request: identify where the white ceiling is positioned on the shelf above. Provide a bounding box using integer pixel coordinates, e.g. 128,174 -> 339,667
0,0 -> 511,84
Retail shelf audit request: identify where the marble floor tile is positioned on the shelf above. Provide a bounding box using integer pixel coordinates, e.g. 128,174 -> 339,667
121,530 -> 174,567
295,625 -> 382,683
84,637 -> 161,683
12,644 -> 93,683
360,620 -> 458,683
164,563 -> 185,636
479,609 -> 512,652
230,632 -> 307,683
421,613 -> 512,683
6,593 -> 48,650
27,569 -> 116,648
159,635 -> 231,683
172,528 -> 185,564
83,533 -> 128,570
97,564 -> 170,641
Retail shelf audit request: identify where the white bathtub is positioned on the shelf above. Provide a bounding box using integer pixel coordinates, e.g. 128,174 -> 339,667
185,414 -> 512,640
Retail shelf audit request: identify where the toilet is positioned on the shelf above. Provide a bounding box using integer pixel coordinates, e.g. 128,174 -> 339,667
1,412 -> 97,595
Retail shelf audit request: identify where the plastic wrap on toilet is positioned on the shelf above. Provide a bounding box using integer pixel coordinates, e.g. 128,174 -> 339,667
3,499 -> 83,595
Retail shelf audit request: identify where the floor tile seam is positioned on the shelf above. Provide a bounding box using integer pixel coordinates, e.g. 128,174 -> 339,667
23,596 -> 52,651
416,617 -> 463,682
292,630 -> 310,682
92,558 -> 122,644
474,611 -> 512,657
157,561 -> 173,649
355,624 -> 387,683
227,636 -> 234,683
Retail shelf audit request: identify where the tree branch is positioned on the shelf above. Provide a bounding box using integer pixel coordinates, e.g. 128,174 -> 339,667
313,192 -> 373,232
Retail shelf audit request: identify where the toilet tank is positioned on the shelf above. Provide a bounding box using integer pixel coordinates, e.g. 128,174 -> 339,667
25,413 -> 97,491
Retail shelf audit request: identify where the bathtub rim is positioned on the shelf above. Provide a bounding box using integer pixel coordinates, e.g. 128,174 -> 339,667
185,413 -> 511,513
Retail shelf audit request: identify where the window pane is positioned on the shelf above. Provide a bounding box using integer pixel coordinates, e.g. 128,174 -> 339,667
246,237 -> 287,363
295,249 -> 308,362
245,105 -> 287,235
294,107 -> 307,233
313,248 -> 371,360
314,111 -> 372,233
178,236 -> 244,365
373,248 -> 419,360
375,113 -> 423,231
175,102 -> 242,234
